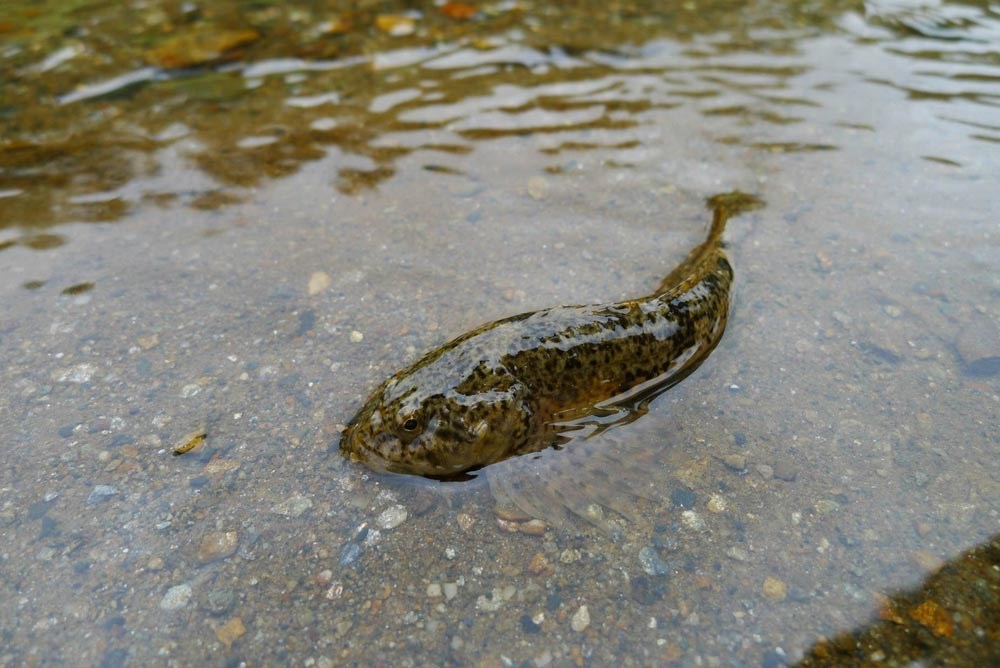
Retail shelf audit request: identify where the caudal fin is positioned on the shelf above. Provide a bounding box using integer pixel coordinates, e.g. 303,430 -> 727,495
655,190 -> 763,291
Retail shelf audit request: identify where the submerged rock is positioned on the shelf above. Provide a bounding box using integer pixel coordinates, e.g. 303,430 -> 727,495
956,316 -> 1000,376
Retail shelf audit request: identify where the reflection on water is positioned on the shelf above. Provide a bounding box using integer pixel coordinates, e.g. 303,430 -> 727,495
2,0 -> 997,238
0,1 -> 998,667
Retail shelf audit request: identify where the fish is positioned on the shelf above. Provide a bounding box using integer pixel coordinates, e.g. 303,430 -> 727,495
341,191 -> 762,481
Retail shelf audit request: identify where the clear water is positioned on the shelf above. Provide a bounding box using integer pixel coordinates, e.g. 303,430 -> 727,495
1,1 -> 998,665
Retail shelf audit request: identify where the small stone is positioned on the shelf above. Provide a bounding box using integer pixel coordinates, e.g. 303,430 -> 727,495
147,557 -> 165,571
308,271 -> 332,295
426,583 -> 442,598
756,464 -> 774,480
680,510 -> 705,531
377,505 -> 408,529
375,14 -> 415,36
726,546 -> 749,562
638,546 -> 671,576
271,495 -> 313,518
339,543 -> 363,566
772,461 -> 798,482
762,576 -> 787,602
520,613 -> 541,634
160,584 -> 193,610
349,330 -> 364,343
528,553 -> 552,575
58,363 -> 97,384
527,177 -> 549,200
570,605 -> 590,632
884,305 -> 902,318
670,488 -> 697,508
910,599 -> 953,638
443,582 -> 459,600
456,513 -> 475,531
559,549 -> 580,564
707,494 -> 727,513
721,454 -> 746,471
519,519 -> 547,535
815,250 -> 833,272
203,589 -> 236,616
179,383 -> 201,398
955,315 -> 1000,376
215,617 -> 245,649
87,485 -> 117,505
316,569 -> 333,585
197,531 -> 238,564
814,499 -> 840,515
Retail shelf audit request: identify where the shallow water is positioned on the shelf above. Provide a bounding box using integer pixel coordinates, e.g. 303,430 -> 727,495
1,1 -> 999,666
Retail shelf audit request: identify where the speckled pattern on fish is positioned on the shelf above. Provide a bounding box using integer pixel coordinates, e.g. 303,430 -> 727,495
342,192 -> 762,478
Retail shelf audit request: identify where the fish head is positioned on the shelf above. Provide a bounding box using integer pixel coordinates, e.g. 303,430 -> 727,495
341,371 -> 532,478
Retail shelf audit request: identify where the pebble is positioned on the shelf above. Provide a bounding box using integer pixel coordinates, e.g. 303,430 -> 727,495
670,488 -> 697,509
197,531 -> 238,564
721,454 -> 746,471
202,589 -> 236,616
707,494 -> 727,513
528,553 -> 552,575
179,383 -> 201,398
527,177 -> 549,201
680,510 -> 705,531
215,616 -> 245,649
308,271 -> 332,295
271,495 -> 313,518
456,513 -> 475,531
559,549 -> 580,564
955,315 -> 1000,375
570,605 -> 590,632
349,330 -> 364,343
87,485 -> 117,505
756,464 -> 774,480
638,546 -> 671,576
339,542 -> 363,567
815,250 -> 833,272
375,14 -> 416,36
443,582 -> 458,600
159,584 -> 193,610
762,576 -> 788,602
58,363 -> 97,384
426,583 -> 442,598
814,499 -> 841,515
772,461 -> 799,482
520,613 -> 541,634
377,505 -> 408,529
726,546 -> 749,562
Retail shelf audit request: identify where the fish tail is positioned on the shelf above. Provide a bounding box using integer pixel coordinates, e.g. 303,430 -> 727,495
655,190 -> 763,293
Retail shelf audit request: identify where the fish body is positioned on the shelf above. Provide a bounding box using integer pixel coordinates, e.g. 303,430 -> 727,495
341,192 -> 761,478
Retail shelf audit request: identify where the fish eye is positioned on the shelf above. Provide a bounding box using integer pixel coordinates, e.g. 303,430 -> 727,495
402,418 -> 419,432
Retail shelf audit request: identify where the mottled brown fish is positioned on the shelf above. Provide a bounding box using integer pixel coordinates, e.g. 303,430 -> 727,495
342,192 -> 762,479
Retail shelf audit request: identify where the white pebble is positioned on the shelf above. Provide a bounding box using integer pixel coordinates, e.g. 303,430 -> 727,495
159,584 -> 192,610
377,505 -> 408,529
570,604 -> 590,632
349,330 -> 364,343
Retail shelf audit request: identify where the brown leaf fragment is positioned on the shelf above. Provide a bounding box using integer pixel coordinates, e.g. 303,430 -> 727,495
909,599 -> 953,638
